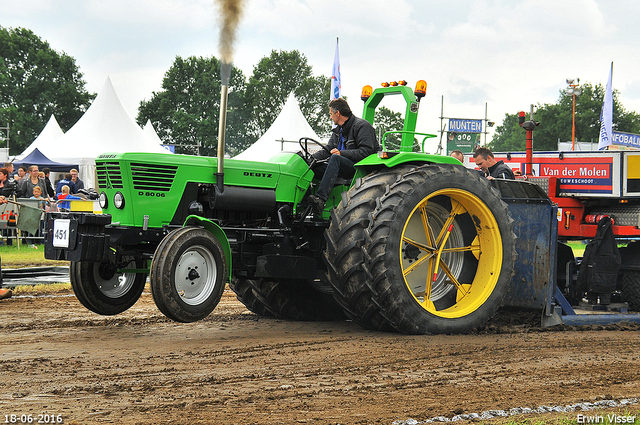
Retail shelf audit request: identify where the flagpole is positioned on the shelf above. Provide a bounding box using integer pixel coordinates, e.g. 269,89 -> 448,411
598,62 -> 614,150
331,37 -> 341,101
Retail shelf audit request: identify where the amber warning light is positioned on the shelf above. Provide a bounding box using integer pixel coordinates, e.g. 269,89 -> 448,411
361,85 -> 373,101
414,80 -> 427,99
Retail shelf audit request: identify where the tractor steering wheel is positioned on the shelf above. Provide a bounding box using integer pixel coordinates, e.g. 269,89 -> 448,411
299,137 -> 332,163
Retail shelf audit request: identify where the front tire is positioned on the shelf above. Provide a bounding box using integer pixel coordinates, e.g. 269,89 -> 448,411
150,227 -> 228,322
69,257 -> 147,315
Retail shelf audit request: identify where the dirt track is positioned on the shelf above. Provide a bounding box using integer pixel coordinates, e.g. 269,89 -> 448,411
1,287 -> 640,425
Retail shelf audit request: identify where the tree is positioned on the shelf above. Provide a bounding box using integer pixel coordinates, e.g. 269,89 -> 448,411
373,106 -> 421,151
137,56 -> 249,156
490,82 -> 640,152
0,26 -> 94,155
245,50 -> 331,140
374,107 -> 403,149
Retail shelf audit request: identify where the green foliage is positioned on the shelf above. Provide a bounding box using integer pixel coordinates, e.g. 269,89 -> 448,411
374,106 -> 420,151
490,82 -> 640,152
374,106 -> 402,147
137,56 -> 248,156
246,50 -> 331,139
137,50 -> 331,156
0,26 -> 94,155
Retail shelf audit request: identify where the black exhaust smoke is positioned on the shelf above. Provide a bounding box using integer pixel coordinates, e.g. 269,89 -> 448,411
215,0 -> 244,192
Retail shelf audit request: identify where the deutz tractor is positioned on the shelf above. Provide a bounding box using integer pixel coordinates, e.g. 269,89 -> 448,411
45,81 -> 519,334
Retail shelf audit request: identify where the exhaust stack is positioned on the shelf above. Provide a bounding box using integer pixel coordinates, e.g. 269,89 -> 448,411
214,0 -> 244,194
216,62 -> 232,193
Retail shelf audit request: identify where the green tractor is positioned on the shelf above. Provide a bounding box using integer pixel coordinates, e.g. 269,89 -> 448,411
45,81 -> 516,334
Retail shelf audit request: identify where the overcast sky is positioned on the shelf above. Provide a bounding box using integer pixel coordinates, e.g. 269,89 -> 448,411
3,0 -> 640,152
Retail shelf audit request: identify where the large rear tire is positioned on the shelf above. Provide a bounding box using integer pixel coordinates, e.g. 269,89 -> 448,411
228,277 -> 274,317
324,168 -> 413,331
328,163 -> 516,334
246,278 -> 345,321
150,227 -> 228,322
69,257 -> 147,315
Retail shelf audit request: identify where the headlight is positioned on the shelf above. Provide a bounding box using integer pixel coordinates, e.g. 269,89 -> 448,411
99,192 -> 108,209
114,191 -> 125,209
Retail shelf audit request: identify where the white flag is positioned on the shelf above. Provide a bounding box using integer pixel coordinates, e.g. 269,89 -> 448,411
331,38 -> 341,100
598,62 -> 613,150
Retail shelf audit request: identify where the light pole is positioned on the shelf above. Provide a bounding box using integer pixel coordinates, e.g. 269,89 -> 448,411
566,78 -> 582,151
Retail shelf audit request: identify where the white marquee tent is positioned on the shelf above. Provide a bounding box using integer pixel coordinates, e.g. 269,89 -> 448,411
30,77 -> 170,189
143,119 -> 166,148
234,93 -> 323,161
16,115 -> 65,160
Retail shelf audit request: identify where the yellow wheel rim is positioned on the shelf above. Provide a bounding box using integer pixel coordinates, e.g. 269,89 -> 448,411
400,188 -> 503,318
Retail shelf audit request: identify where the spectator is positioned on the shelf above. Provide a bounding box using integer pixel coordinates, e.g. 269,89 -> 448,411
4,162 -> 14,178
0,168 -> 17,198
70,168 -> 84,191
41,168 -> 55,198
0,195 -> 11,300
17,165 -> 48,199
473,147 -> 515,180
30,186 -> 46,209
56,185 -> 82,210
28,186 -> 47,244
450,150 -> 464,163
0,168 -> 16,247
15,166 -> 27,182
55,174 -> 77,198
57,185 -> 72,200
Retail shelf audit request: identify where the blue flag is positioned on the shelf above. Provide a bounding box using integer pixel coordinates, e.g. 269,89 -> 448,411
331,38 -> 341,100
598,62 -> 614,150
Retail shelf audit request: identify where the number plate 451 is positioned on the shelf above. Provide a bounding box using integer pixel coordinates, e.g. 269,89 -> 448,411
52,219 -> 71,248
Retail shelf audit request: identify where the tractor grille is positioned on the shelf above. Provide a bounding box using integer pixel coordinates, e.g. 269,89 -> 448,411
130,162 -> 177,192
96,162 -> 124,190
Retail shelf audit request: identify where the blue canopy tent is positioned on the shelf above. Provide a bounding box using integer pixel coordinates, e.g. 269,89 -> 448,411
12,148 -> 78,176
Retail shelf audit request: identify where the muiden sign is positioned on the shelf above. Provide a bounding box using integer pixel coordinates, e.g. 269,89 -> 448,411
448,118 -> 482,133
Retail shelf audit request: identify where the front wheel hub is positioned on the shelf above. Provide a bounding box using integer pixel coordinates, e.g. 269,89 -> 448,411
98,262 -> 118,281
175,246 -> 217,305
188,268 -> 200,281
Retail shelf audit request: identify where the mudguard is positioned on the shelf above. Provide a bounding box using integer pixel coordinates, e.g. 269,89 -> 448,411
183,215 -> 232,279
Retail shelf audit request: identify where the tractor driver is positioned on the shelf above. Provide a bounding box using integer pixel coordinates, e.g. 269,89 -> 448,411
307,98 -> 379,213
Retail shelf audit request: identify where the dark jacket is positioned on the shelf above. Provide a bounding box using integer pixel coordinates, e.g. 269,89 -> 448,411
17,177 -> 47,199
55,178 -> 77,197
313,115 -> 379,163
488,160 -> 515,179
44,176 -> 55,198
73,177 -> 85,191
0,178 -> 17,197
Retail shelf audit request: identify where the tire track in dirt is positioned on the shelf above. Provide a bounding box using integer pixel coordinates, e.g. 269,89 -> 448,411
2,289 -> 640,424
